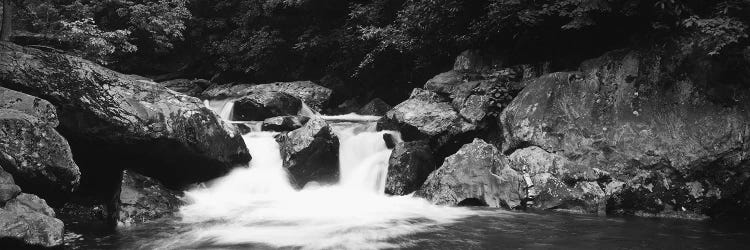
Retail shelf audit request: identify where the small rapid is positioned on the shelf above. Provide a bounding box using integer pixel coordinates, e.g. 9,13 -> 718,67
154,101 -> 475,249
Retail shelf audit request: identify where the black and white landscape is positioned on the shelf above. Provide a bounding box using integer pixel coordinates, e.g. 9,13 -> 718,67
1,0 -> 749,249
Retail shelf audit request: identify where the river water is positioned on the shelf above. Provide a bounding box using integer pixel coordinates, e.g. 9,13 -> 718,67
62,101 -> 750,249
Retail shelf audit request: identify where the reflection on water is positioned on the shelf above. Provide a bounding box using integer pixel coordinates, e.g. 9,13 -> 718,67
66,208 -> 750,249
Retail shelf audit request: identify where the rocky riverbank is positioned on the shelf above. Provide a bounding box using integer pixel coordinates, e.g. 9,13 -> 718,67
0,39 -> 748,248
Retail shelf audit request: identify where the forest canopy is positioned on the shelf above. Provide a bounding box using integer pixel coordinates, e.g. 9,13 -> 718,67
1,0 -> 749,101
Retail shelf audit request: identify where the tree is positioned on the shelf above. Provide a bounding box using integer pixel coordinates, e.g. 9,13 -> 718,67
0,0 -> 14,41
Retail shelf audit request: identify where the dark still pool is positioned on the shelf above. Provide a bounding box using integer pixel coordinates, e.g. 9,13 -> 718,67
65,208 -> 750,250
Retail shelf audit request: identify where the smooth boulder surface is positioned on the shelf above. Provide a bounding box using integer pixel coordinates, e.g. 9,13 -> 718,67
277,117 -> 339,187
0,108 -> 80,202
416,139 -> 524,208
385,141 -> 435,195
233,91 -> 302,121
261,116 -> 310,132
0,42 -> 250,190
201,81 -> 332,112
499,47 -> 750,217
117,170 -> 183,227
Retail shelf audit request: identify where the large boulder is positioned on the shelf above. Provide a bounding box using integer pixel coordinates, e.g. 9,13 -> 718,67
384,88 -> 476,146
0,43 -> 250,192
385,141 -> 435,195
0,108 -> 79,202
117,170 -> 183,227
416,139 -> 524,208
233,91 -> 302,121
500,46 -> 750,217
277,117 -> 339,187
202,81 -> 332,112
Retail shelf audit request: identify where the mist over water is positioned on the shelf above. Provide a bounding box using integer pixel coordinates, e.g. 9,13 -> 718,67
159,101 -> 475,249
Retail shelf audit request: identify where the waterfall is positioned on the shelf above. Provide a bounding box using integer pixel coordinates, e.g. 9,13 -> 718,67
332,122 -> 401,194
170,99 -> 473,249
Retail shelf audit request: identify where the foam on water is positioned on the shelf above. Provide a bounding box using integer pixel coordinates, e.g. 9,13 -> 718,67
168,101 -> 475,249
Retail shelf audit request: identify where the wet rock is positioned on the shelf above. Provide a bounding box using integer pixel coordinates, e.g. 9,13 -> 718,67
157,78 -> 210,96
385,141 -> 435,195
416,139 -> 524,208
277,117 -> 339,187
202,81 -> 332,112
0,166 -> 21,204
358,98 -> 392,116
0,42 -> 250,190
499,47 -> 750,217
0,109 -> 80,202
233,91 -> 302,121
262,116 -> 310,132
0,193 -> 63,248
117,170 -> 183,227
532,178 -> 605,214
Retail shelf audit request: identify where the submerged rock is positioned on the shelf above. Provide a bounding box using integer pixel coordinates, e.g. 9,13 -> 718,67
0,108 -> 79,202
416,139 -> 524,208
499,47 -> 750,217
233,91 -> 302,121
385,141 -> 435,195
277,117 -> 339,187
0,42 -> 250,191
202,81 -> 332,112
262,116 -> 310,132
117,170 -> 183,227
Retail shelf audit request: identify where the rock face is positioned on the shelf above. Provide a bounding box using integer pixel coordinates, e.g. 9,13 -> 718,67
0,167 -> 63,248
500,47 -> 750,217
233,91 -> 302,121
385,141 -> 435,195
277,118 -> 339,187
0,87 -> 80,202
358,98 -> 392,116
262,116 -> 310,132
117,171 -> 183,227
0,42 -> 250,191
416,139 -> 524,208
202,81 -> 332,112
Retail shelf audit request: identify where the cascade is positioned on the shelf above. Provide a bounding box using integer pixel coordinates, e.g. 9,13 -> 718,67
163,99 -> 473,249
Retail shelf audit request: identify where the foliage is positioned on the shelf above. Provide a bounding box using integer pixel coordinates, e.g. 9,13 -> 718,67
14,0 -> 190,63
8,0 -> 750,101
59,17 -> 136,64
